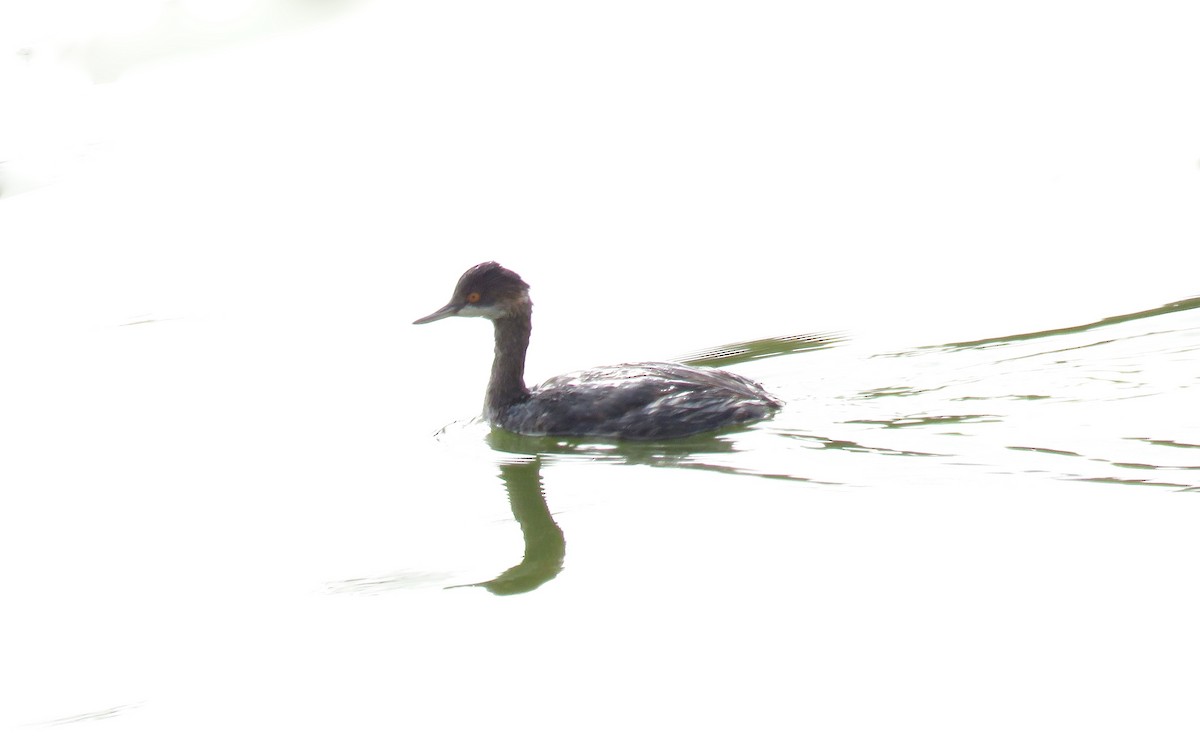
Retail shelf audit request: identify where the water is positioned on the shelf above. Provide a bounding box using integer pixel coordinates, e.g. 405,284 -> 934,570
5,274 -> 1198,754
5,2 -> 1200,752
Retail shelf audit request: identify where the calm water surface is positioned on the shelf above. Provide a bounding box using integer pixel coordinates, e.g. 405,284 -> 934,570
7,283 -> 1196,753
6,2 -> 1200,751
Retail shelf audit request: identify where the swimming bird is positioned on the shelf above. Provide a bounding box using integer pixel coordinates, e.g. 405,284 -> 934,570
413,262 -> 782,440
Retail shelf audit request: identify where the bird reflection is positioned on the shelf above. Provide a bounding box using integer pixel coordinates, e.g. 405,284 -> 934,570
461,330 -> 846,595
470,425 -> 782,596
466,454 -> 566,595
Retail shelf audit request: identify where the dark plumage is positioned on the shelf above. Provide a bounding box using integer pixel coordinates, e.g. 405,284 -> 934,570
414,262 -> 782,440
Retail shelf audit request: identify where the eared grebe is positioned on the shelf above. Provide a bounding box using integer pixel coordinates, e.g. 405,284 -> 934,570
413,262 -> 783,440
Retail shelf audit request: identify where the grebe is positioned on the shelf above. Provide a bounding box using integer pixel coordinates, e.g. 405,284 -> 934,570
413,262 -> 783,440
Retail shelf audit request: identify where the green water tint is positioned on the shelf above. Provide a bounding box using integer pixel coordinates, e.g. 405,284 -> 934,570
486,423 -> 821,481
476,423 -> 830,595
460,295 -> 1200,595
460,456 -> 566,596
846,414 -> 1003,429
934,295 -> 1200,350
773,431 -> 946,458
1007,445 -> 1200,491
666,292 -> 1198,383
1128,436 -> 1200,450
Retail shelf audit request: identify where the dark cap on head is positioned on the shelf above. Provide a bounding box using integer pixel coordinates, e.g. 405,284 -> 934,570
453,262 -> 528,299
413,262 -> 530,324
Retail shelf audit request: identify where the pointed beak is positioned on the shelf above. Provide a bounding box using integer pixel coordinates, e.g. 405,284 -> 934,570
413,301 -> 460,325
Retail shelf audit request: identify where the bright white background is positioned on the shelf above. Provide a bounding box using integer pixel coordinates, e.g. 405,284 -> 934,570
3,2 -> 1200,752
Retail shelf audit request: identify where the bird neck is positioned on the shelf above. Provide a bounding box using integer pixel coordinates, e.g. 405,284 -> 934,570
486,302 -> 532,417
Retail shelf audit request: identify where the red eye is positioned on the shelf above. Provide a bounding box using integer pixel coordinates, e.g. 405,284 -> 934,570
466,292 -> 481,303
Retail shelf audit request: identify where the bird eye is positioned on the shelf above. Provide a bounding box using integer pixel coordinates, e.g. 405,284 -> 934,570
466,292 -> 481,303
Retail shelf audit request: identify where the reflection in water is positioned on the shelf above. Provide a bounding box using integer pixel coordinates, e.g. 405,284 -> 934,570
775,431 -> 945,458
469,298 -> 1199,594
849,296 -> 1200,490
487,425 -> 826,483
342,296 -> 1198,599
478,422 -> 825,596
934,295 -> 1200,351
324,454 -> 567,597
467,456 -> 566,596
844,414 -> 1003,429
476,419 -> 833,596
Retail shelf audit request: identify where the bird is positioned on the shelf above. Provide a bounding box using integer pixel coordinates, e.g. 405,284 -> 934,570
413,262 -> 783,440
